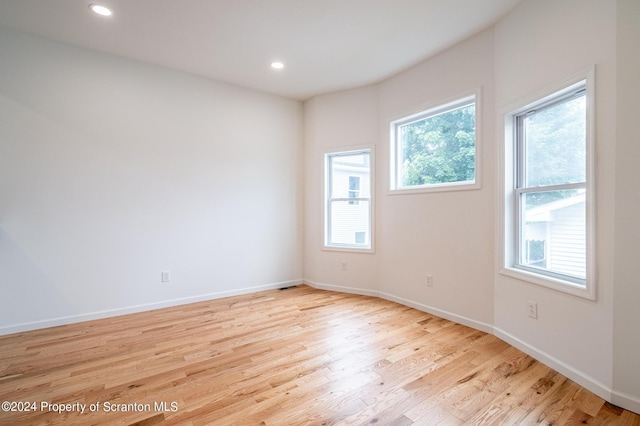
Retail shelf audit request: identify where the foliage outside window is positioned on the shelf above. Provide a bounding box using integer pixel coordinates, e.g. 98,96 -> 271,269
325,149 -> 372,251
391,96 -> 476,192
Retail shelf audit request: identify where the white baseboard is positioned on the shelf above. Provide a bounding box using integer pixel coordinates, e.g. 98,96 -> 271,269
305,279 -> 640,415
303,280 -> 493,334
304,279 -> 379,298
612,390 -> 640,416
3,277 -> 638,416
493,327 -> 612,402
0,279 -> 302,336
378,290 -> 494,334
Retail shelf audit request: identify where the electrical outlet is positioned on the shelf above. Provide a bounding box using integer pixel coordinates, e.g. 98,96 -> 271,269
340,261 -> 348,271
161,271 -> 171,283
527,301 -> 538,319
426,275 -> 434,287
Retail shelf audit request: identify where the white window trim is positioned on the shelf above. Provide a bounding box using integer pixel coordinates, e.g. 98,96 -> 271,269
389,89 -> 482,195
323,146 -> 375,253
499,66 -> 596,300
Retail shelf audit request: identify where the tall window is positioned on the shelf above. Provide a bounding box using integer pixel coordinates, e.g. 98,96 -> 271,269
504,72 -> 594,298
390,95 -> 477,192
325,149 -> 372,251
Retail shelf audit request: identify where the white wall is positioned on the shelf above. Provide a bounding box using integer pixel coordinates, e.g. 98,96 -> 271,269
0,28 -> 303,333
493,0 -> 617,399
303,86 -> 380,294
376,28 -> 495,328
304,0 -> 640,414
304,30 -> 496,328
613,0 -> 640,413
1,0 -> 638,414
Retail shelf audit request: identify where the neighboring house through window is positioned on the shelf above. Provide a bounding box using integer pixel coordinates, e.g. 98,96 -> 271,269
348,176 -> 360,205
324,149 -> 372,251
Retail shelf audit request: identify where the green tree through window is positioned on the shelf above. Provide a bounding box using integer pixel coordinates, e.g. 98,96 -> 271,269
521,93 -> 586,208
399,102 -> 475,187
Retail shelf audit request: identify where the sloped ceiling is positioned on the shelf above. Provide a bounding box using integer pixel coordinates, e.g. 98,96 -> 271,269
0,0 -> 522,100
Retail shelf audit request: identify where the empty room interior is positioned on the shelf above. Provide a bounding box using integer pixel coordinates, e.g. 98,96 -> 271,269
1,0 -> 639,424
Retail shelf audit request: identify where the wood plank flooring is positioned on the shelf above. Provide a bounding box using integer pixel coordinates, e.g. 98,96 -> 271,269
0,285 -> 638,425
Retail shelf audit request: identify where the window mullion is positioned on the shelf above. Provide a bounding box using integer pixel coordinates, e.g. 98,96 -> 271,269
519,182 -> 586,193
331,197 -> 370,202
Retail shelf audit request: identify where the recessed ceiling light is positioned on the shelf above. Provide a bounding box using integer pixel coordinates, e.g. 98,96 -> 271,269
89,4 -> 112,16
270,62 -> 285,70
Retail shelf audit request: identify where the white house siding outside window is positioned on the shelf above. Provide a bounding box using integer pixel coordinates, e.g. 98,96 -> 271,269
324,149 -> 372,251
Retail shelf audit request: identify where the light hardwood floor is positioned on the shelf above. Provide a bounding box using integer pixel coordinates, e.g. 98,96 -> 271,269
0,285 -> 638,425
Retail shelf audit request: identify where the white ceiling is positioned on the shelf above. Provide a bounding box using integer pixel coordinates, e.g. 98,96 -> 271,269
0,0 -> 522,100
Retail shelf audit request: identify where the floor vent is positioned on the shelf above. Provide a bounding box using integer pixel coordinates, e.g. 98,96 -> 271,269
279,285 -> 298,291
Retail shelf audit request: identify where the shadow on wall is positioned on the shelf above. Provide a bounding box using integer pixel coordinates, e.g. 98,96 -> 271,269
0,227 -> 73,331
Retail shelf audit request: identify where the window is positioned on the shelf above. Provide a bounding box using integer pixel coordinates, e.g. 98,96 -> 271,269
325,149 -> 372,251
503,71 -> 595,298
390,95 -> 477,192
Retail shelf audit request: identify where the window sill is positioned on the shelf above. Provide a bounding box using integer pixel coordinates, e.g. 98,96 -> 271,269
322,246 -> 375,254
500,266 -> 595,300
389,180 -> 480,195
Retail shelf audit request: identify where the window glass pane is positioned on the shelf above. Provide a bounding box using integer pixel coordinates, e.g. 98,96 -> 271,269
398,102 -> 475,187
349,176 -> 360,190
329,200 -> 370,246
348,176 -> 360,205
524,94 -> 586,187
326,149 -> 372,250
330,153 -> 370,198
520,189 -> 586,280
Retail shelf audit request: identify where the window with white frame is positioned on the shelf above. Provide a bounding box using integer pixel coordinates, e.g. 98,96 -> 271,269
325,149 -> 372,251
390,95 -> 477,192
503,73 -> 594,298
